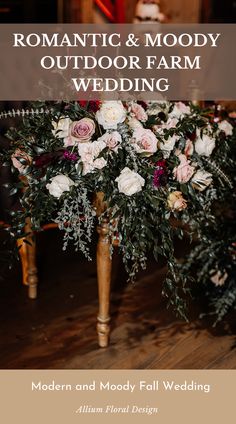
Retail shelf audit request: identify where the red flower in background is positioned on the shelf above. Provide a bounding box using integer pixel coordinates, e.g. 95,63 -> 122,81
34,151 -> 64,168
78,101 -> 101,113
153,160 -> 167,188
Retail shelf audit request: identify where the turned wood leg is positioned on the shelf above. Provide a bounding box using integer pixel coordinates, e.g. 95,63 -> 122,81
96,218 -> 112,348
27,237 -> 38,300
18,218 -> 38,299
17,238 -> 29,286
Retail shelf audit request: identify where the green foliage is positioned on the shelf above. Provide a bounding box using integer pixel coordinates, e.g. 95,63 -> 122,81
1,100 -> 235,320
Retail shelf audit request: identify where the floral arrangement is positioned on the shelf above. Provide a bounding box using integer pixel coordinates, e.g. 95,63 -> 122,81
1,100 -> 235,318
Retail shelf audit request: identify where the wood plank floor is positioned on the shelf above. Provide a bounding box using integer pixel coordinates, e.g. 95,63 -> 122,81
0,229 -> 236,369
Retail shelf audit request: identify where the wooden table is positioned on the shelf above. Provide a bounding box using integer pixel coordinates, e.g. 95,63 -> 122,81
18,194 -> 112,348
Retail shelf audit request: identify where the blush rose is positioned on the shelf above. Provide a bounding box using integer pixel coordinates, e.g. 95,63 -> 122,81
167,191 -> 187,211
173,154 -> 195,183
64,118 -> 96,146
132,128 -> 158,154
11,149 -> 31,173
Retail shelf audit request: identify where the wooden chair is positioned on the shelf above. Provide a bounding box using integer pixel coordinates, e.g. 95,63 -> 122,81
17,194 -> 112,348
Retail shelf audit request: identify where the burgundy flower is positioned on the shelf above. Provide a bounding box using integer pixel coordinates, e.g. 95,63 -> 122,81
156,160 -> 166,169
186,131 -> 196,141
34,151 -> 64,168
153,160 -> 167,188
88,101 -> 101,113
63,151 -> 78,161
78,100 -> 101,113
137,101 -> 148,110
78,100 -> 87,108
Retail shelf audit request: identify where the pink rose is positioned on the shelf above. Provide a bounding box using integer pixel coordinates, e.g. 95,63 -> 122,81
153,118 -> 179,135
184,139 -> 194,157
93,157 -> 107,170
11,149 -> 31,173
131,103 -> 148,122
132,128 -> 158,154
98,131 -> 122,152
166,117 -> 179,129
173,154 -> 195,183
64,118 -> 96,146
168,191 -> 187,211
78,140 -> 106,175
169,102 -> 191,119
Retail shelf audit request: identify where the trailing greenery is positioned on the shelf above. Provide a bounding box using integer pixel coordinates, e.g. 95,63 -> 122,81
0,100 -> 235,320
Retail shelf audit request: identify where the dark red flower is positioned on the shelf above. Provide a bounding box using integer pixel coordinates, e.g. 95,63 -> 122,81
34,151 -> 64,168
137,101 -> 148,110
63,151 -> 78,161
187,131 -> 196,141
153,160 -> 167,188
78,100 -> 101,113
88,101 -> 101,113
78,100 -> 87,108
156,160 -> 166,169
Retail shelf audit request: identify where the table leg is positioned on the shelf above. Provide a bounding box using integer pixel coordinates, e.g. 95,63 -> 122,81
19,218 -> 38,299
17,238 -> 28,286
96,218 -> 112,348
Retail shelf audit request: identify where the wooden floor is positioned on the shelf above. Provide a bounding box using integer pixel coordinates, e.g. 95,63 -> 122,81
0,229 -> 236,369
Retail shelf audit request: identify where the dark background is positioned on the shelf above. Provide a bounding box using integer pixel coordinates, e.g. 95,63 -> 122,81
0,0 -> 236,23
0,0 -> 58,23
212,0 -> 236,22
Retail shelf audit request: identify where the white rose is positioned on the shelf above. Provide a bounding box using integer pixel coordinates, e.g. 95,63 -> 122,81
147,106 -> 162,116
52,117 -> 72,138
90,139 -> 107,157
96,101 -> 127,130
147,101 -> 169,116
218,120 -> 233,136
46,175 -> 74,198
160,135 -> 179,157
78,140 -> 106,162
195,129 -> 216,156
115,167 -> 145,196
93,157 -> 107,170
191,170 -> 213,191
78,143 -> 94,165
128,117 -> 143,130
82,157 -> 107,176
169,102 -> 191,119
82,162 -> 95,176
